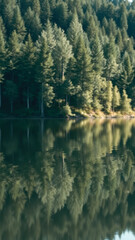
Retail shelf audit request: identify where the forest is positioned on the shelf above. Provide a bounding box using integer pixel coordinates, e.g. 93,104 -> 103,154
0,119 -> 135,239
0,0 -> 135,117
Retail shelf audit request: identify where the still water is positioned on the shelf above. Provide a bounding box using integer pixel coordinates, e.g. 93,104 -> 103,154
0,119 -> 135,240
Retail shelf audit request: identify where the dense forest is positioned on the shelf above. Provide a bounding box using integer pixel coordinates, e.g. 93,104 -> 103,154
0,119 -> 135,239
0,0 -> 135,117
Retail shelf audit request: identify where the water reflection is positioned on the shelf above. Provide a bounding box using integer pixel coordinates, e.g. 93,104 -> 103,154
0,119 -> 135,240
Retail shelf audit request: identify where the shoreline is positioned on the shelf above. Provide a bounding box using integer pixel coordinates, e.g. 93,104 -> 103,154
0,113 -> 135,120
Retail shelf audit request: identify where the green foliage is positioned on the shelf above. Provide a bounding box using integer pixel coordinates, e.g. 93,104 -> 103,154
0,0 -> 135,115
112,85 -> 120,111
60,104 -> 72,117
120,89 -> 132,113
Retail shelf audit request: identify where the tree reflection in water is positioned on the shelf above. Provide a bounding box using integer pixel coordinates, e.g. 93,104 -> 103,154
0,119 -> 135,240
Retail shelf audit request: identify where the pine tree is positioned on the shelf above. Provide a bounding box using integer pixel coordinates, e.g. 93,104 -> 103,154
36,35 -> 54,116
7,30 -> 21,88
74,35 -> 93,108
116,29 -> 123,51
0,28 -> 6,108
119,3 -> 128,30
25,7 -> 42,41
119,53 -> 133,90
0,17 -> 6,37
12,5 -> 26,41
112,85 -> 120,111
87,15 -> 97,40
120,89 -> 131,113
105,81 -> 113,113
19,34 -> 36,110
90,33 -> 104,75
53,25 -> 73,81
104,34 -> 118,82
67,12 -> 83,50
32,0 -> 40,16
40,0 -> 51,25
44,21 -> 56,52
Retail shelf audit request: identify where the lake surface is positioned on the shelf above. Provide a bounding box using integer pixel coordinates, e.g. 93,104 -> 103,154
0,119 -> 135,240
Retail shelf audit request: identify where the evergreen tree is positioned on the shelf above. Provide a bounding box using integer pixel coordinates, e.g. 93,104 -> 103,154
7,30 -> 21,96
25,7 -> 42,41
112,85 -> 120,111
74,35 -> 93,108
67,12 -> 83,50
104,34 -> 118,82
32,0 -> 40,16
40,0 -> 51,25
120,89 -> 131,113
19,34 -> 36,110
116,29 -> 123,51
12,5 -> 26,41
119,3 -> 128,30
105,81 -> 113,113
0,17 -> 6,37
90,33 -> 105,75
0,28 -> 6,108
119,53 -> 133,90
53,25 -> 72,81
44,21 -> 56,52
36,35 -> 54,116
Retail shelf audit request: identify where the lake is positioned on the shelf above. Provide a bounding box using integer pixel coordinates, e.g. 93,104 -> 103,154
0,119 -> 135,240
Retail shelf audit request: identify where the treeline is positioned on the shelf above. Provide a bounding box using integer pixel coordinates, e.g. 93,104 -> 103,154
0,0 -> 135,116
0,119 -> 135,239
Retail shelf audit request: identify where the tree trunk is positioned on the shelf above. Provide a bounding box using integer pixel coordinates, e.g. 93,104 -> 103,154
41,119 -> 44,151
41,83 -> 44,117
27,87 -> 30,110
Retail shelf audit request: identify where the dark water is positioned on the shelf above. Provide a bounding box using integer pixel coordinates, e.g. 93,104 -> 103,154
0,119 -> 135,240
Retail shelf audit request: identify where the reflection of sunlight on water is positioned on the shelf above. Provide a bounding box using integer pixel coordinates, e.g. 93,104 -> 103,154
112,231 -> 135,240
105,231 -> 135,240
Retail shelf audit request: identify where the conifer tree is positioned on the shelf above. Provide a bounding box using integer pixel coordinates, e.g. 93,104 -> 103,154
0,17 -> 6,37
7,30 -> 21,89
120,89 -> 131,113
44,21 -> 56,52
32,0 -> 41,16
112,85 -> 120,111
40,0 -> 51,25
0,28 -> 6,108
74,35 -> 93,108
119,53 -> 133,90
105,81 -> 113,113
104,34 -> 118,82
19,34 -> 36,110
67,12 -> 83,50
119,3 -> 128,30
116,29 -> 123,51
90,33 -> 104,75
36,35 -> 54,116
53,25 -> 72,81
12,5 -> 26,41
25,7 -> 42,41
